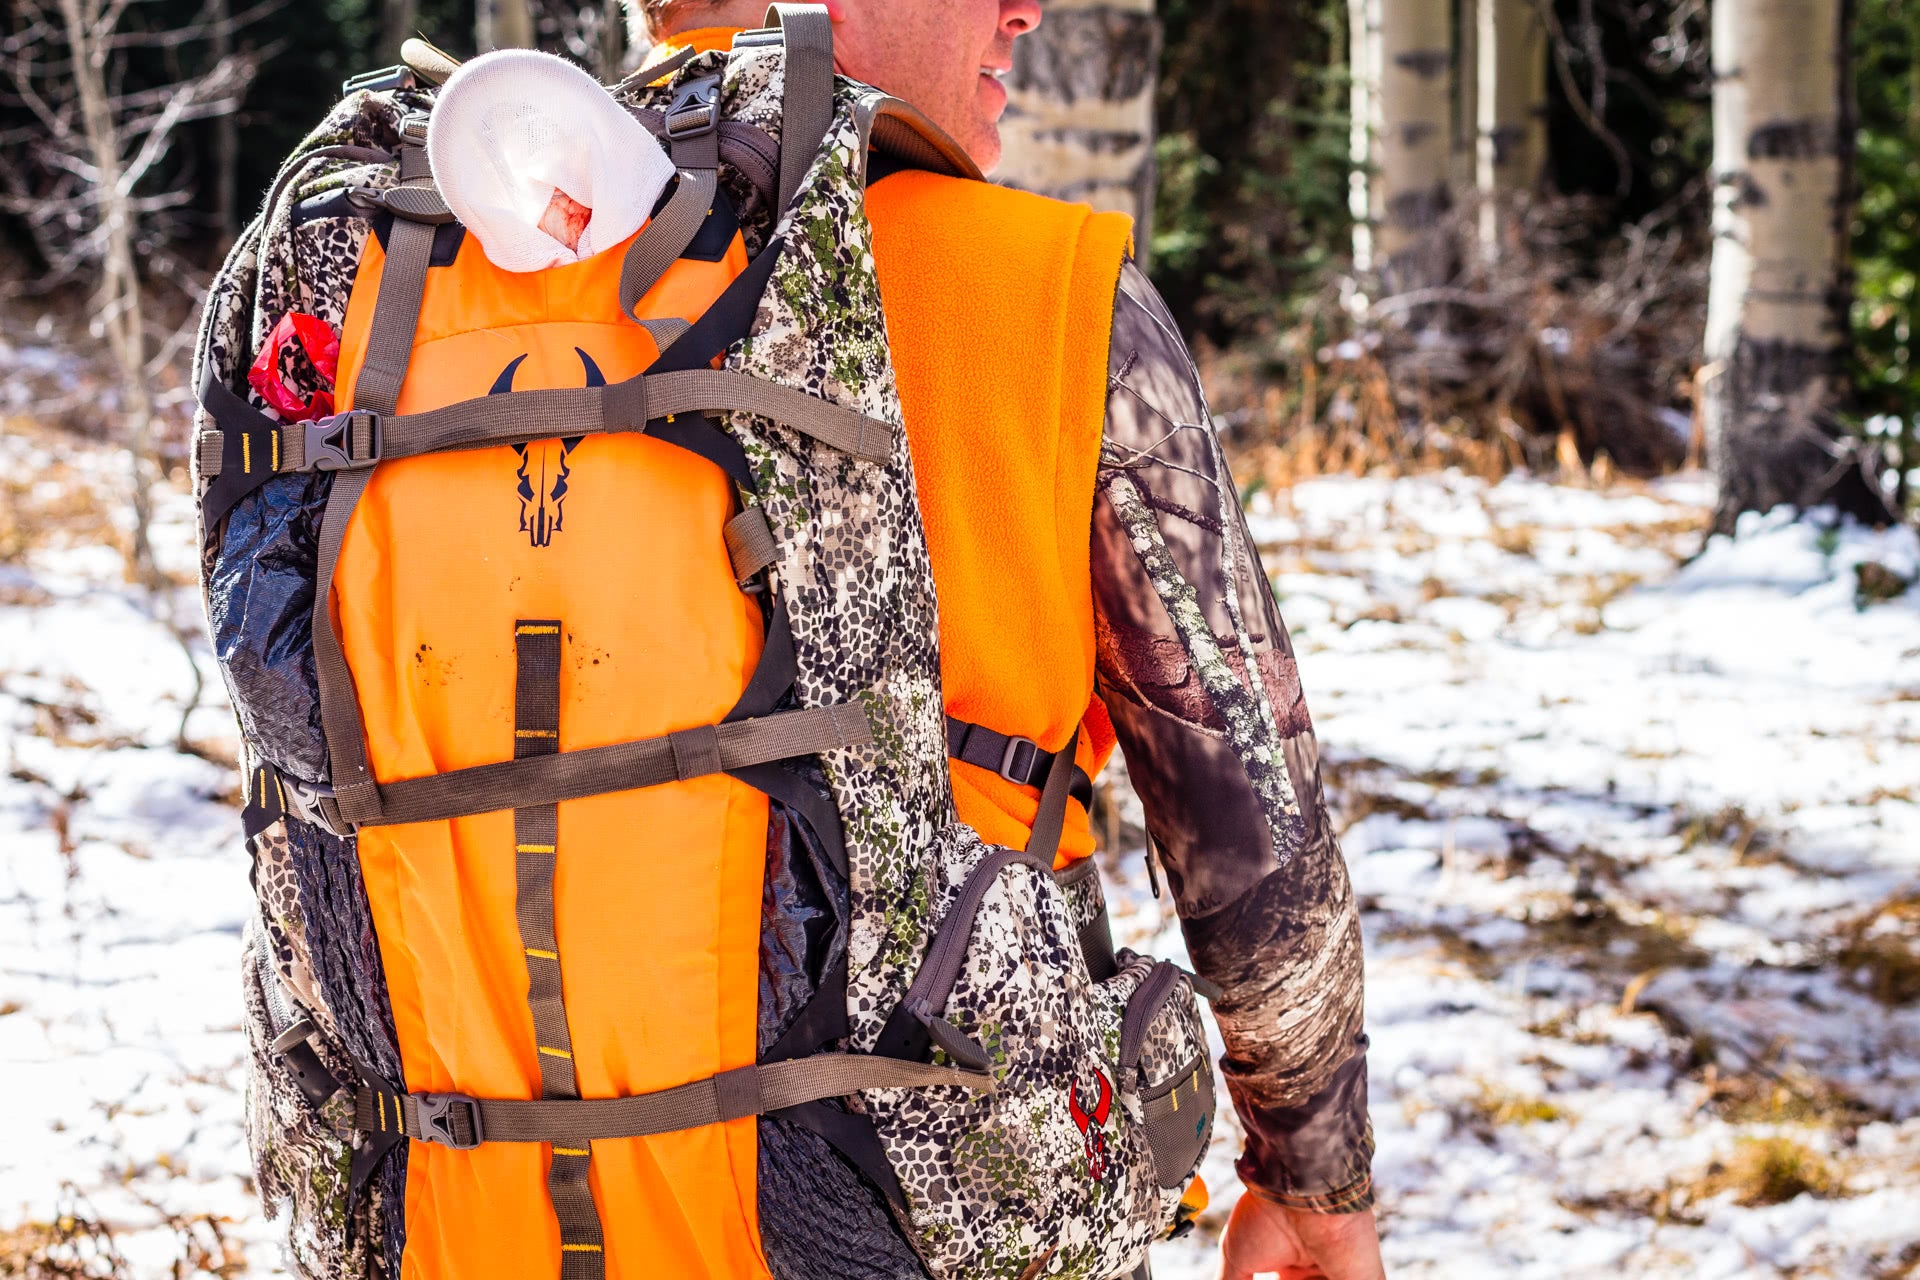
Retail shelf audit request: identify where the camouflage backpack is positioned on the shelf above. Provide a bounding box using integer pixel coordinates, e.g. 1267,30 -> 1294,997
191,9 -> 1213,1278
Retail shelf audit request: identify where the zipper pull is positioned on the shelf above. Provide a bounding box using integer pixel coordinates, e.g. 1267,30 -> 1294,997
1144,833 -> 1165,901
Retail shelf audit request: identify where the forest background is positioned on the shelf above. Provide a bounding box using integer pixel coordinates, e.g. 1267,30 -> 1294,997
2,0 -> 1919,1277
7,0 -> 1920,529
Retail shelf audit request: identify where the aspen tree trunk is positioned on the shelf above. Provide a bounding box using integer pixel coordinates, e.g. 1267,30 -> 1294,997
1452,0 -> 1478,192
381,0 -> 420,61
1704,0 -> 1893,531
1350,0 -> 1382,275
1476,0 -> 1547,197
995,0 -> 1160,245
1354,0 -> 1451,291
599,0 -> 627,81
477,0 -> 535,53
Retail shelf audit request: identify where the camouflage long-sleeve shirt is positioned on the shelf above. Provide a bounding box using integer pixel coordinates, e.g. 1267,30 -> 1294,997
1090,261 -> 1373,1213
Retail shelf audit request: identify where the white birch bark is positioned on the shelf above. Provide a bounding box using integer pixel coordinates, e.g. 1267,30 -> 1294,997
994,0 -> 1160,245
1703,0 -> 1889,529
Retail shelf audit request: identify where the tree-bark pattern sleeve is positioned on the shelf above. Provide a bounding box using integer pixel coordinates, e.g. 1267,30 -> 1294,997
1091,259 -> 1373,1212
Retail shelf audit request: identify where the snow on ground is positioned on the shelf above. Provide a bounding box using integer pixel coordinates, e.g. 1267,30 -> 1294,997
3,423 -> 1917,1278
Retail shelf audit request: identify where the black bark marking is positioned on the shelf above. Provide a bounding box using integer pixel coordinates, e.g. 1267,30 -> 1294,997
1747,118 -> 1840,160
1394,47 -> 1451,79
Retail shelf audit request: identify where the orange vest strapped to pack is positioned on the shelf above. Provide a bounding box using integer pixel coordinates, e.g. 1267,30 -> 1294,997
194,11 -> 1213,1279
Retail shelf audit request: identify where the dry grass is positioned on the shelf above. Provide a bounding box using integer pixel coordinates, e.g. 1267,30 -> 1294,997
1217,346 -> 1529,495
1697,1064 -> 1877,1129
1836,893 -> 1920,1006
1676,803 -> 1784,865
1465,1084 -> 1564,1129
0,1199 -> 125,1279
1697,1136 -> 1847,1207
0,1189 -> 245,1280
0,432 -> 125,567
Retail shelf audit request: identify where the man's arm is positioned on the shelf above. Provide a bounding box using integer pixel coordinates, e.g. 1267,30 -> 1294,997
1089,259 -> 1374,1212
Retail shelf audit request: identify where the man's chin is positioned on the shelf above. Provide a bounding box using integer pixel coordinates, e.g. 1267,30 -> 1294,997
969,121 -> 1003,176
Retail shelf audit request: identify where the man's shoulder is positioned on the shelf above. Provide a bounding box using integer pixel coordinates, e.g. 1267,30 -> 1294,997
864,171 -> 1134,296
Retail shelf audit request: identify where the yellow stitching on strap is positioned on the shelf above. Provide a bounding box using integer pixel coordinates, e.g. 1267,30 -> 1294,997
242,433 -> 251,474
270,430 -> 280,473
560,1244 -> 603,1253
538,1045 -> 573,1059
516,624 -> 560,635
552,1145 -> 589,1156
377,1092 -> 388,1131
514,728 -> 558,738
524,947 -> 558,959
517,844 -> 555,853
397,1101 -> 406,1136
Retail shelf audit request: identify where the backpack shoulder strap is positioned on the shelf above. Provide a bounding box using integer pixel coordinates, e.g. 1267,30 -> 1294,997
730,4 -> 836,214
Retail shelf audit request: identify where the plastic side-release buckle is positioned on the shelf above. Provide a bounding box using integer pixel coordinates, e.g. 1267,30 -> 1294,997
664,77 -> 721,141
277,773 -> 349,837
997,736 -> 1041,786
342,65 -> 418,97
304,410 -> 382,472
413,1093 -> 484,1150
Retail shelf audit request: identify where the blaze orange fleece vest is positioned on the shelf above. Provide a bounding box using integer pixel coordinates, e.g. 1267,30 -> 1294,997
659,29 -> 1135,861
866,174 -> 1131,861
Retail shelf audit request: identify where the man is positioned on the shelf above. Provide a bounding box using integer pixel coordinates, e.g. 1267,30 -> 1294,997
634,4 -> 1386,1278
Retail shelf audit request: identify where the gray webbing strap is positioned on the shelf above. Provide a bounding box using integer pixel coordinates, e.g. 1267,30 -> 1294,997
308,184 -> 441,826
764,5 -> 835,217
511,620 -> 607,1278
198,367 -> 895,472
340,700 -> 872,827
723,506 -> 779,585
310,466 -> 379,823
1024,728 -> 1079,866
353,150 -> 438,416
636,316 -> 692,353
652,368 -> 893,461
618,167 -> 719,321
362,1053 -> 992,1149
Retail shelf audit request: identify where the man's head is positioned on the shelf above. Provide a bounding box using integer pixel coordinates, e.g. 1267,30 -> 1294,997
627,0 -> 1041,172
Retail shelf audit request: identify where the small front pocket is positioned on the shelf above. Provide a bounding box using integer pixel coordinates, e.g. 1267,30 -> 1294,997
862,823 -> 1175,1280
242,915 -> 376,1278
1114,951 -> 1214,1189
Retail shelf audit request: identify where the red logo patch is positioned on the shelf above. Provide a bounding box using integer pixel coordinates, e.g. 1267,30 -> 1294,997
1067,1068 -> 1114,1182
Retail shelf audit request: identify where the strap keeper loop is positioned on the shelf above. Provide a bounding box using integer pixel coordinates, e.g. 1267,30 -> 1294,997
712,1065 -> 763,1122
668,726 -> 723,780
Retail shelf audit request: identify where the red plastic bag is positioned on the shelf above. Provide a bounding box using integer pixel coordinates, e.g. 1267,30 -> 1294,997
248,312 -> 340,422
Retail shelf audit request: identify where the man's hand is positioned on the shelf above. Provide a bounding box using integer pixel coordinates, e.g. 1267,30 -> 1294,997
1219,1194 -> 1385,1280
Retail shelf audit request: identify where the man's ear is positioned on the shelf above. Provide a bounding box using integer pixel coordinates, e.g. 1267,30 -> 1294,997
620,0 -> 651,49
